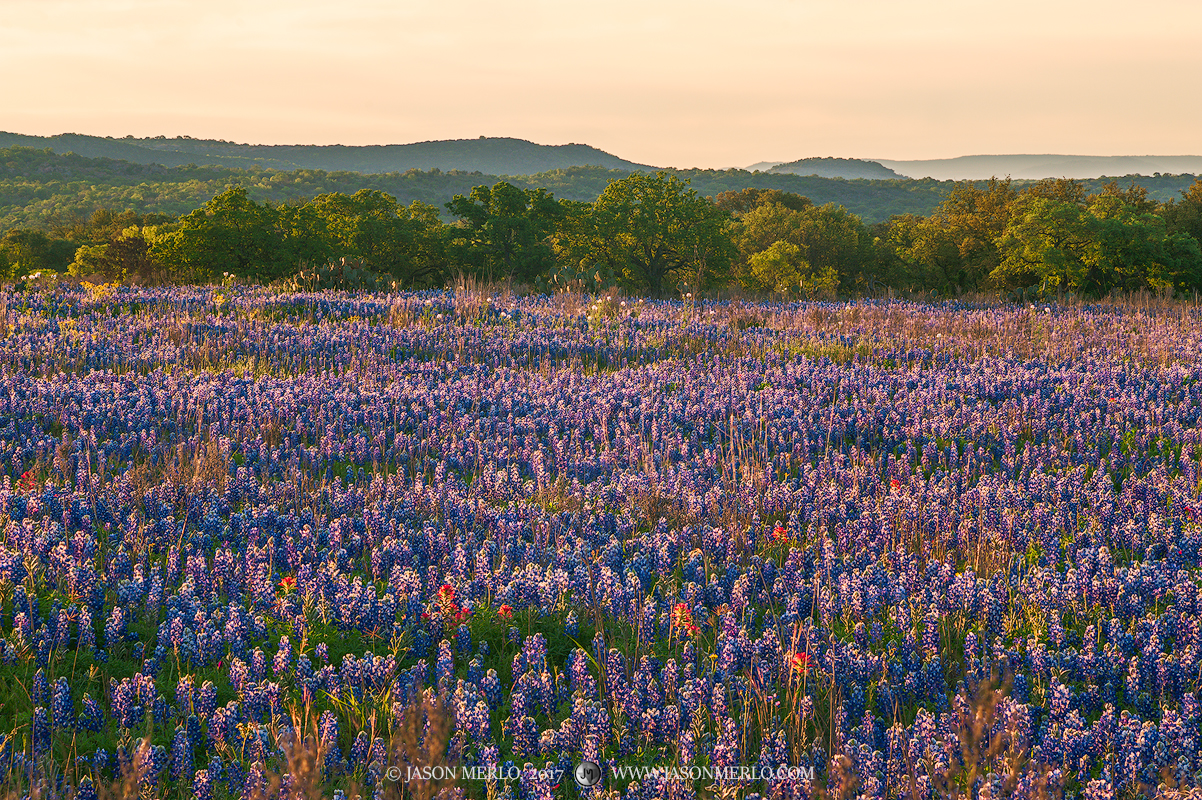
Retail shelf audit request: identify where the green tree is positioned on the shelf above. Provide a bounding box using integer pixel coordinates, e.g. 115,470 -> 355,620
1093,180 -> 1158,215
713,188 -> 813,216
68,244 -> 113,279
747,240 -> 807,295
743,240 -> 840,299
109,228 -> 164,284
276,201 -> 336,273
1161,178 -> 1202,251
0,229 -> 76,279
291,191 -> 449,287
993,186 -> 1202,296
886,178 -> 1016,292
1025,177 -> 1087,204
885,213 -> 962,291
68,226 -> 166,284
153,186 -> 285,282
798,203 -> 875,291
49,208 -> 174,247
445,182 -> 564,284
562,171 -> 734,295
992,195 -> 1097,292
1085,193 -> 1202,293
732,201 -> 871,295
546,200 -> 613,291
400,200 -> 452,288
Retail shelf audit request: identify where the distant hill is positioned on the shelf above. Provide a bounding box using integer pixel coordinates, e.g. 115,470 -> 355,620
877,154 -> 1202,181
768,157 -> 903,180
0,146 -> 959,229
9,131 -> 1202,183
0,132 -> 655,175
2,145 -> 1199,234
744,161 -> 785,172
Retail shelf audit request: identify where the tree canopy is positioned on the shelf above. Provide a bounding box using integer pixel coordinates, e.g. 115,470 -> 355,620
3,161 -> 1202,300
556,172 -> 735,296
445,182 -> 563,284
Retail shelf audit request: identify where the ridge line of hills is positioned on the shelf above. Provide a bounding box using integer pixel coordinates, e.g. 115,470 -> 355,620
754,154 -> 1202,181
2,141 -> 1201,232
878,154 -> 1202,181
0,131 -> 655,176
0,144 -> 959,228
5,131 -> 1202,182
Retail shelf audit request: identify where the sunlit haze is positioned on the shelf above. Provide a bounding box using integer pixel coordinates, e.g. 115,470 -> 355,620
4,0 -> 1201,169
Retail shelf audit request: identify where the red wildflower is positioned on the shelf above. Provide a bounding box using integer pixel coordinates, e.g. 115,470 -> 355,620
890,478 -> 901,491
278,576 -> 296,594
773,523 -> 789,542
671,602 -> 699,636
434,584 -> 467,622
790,651 -> 811,674
15,471 -> 37,495
1184,504 -> 1197,521
498,604 -> 514,619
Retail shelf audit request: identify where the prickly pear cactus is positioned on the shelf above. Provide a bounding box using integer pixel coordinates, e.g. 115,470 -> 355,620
287,258 -> 385,292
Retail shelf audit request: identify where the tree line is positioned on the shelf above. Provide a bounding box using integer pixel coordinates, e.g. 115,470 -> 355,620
3,170 -> 1202,299
884,178 -> 1202,297
29,143 -> 1200,230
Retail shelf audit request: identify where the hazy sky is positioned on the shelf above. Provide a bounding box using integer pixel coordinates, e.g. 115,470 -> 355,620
3,0 -> 1200,168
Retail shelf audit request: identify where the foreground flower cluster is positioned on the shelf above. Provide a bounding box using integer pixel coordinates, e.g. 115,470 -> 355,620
2,286 -> 1201,799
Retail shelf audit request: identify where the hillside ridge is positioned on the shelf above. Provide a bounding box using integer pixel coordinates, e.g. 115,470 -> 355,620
877,153 -> 1202,180
768,157 -> 903,179
0,131 -> 657,175
2,144 -> 1199,233
6,131 -> 1202,181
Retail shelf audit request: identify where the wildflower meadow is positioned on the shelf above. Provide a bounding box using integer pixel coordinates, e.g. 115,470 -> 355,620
2,285 -> 1202,800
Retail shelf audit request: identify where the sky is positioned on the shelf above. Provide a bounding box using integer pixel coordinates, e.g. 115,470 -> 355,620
3,0 -> 1201,169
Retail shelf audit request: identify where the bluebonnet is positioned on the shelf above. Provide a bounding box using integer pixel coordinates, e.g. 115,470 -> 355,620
50,677 -> 72,729
5,287 -> 1202,794
32,706 -> 50,757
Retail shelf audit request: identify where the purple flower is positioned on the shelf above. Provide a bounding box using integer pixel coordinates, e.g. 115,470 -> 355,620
51,677 -> 73,729
32,706 -> 51,757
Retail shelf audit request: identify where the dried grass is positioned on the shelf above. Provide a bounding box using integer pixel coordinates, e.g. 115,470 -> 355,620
164,436 -> 230,497
0,692 -> 459,800
929,673 -> 1059,800
381,690 -> 459,800
388,300 -> 418,329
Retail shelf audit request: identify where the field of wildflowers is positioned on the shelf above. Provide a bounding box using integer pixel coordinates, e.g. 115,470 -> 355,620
2,285 -> 1202,799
